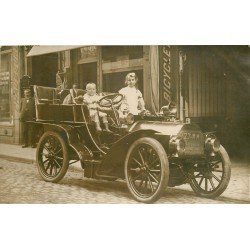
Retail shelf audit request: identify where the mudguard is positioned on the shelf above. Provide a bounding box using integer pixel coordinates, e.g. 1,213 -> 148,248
97,129 -> 165,178
41,122 -> 93,161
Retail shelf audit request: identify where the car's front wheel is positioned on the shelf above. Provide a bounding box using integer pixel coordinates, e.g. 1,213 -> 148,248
189,145 -> 231,198
125,137 -> 169,203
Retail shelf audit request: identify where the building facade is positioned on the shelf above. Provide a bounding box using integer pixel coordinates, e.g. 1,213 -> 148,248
0,46 -> 28,144
1,45 -> 249,156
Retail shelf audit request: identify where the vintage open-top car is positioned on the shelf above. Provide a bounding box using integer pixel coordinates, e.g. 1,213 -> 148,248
32,85 -> 231,203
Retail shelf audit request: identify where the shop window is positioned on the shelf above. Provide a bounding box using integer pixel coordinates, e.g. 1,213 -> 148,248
0,52 -> 11,122
103,70 -> 143,93
101,46 -> 144,94
59,51 -> 70,70
102,46 -> 143,62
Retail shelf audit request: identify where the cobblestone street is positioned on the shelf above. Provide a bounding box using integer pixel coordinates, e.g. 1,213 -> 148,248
0,158 -> 249,204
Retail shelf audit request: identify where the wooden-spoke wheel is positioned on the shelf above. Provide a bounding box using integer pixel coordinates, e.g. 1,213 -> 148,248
189,146 -> 231,198
36,131 -> 69,182
125,137 -> 169,203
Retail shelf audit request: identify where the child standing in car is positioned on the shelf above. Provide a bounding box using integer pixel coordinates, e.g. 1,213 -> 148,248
118,72 -> 146,115
83,83 -> 111,132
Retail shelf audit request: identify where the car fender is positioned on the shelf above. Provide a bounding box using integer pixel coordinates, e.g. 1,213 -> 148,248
97,129 -> 166,178
39,122 -> 93,161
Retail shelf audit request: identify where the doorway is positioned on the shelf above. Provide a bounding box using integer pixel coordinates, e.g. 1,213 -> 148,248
78,62 -> 97,90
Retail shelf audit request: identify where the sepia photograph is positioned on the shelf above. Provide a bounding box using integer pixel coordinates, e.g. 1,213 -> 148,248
0,1 -> 249,250
0,45 -> 249,204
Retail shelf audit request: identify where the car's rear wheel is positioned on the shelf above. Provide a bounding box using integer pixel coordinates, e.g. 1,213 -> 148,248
36,131 -> 69,182
189,145 -> 231,198
125,137 -> 169,203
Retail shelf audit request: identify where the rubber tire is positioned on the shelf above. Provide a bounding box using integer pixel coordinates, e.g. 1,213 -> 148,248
36,131 -> 69,183
190,145 -> 231,198
125,137 -> 169,203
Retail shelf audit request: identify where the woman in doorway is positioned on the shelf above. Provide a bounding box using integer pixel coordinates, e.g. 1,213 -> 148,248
118,72 -> 146,115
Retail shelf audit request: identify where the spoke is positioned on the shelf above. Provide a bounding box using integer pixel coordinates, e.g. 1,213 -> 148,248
54,156 -> 63,160
41,153 -> 49,158
69,160 -> 78,165
44,145 -> 52,154
45,161 -> 51,171
49,163 -> 53,175
209,178 -> 215,190
211,173 -> 221,183
47,137 -> 53,144
54,158 -> 62,169
132,157 -> 142,167
148,148 -> 153,163
145,147 -> 152,163
149,169 -> 161,173
131,172 -> 143,182
53,138 -> 60,152
209,160 -> 222,167
147,176 -> 154,192
54,144 -> 62,155
198,176 -> 204,186
194,172 -> 202,178
42,158 -> 50,164
130,168 -> 140,172
149,157 -> 160,168
139,177 -> 145,188
211,169 -> 223,173
205,178 -> 208,191
50,137 -> 55,150
148,172 -> 159,184
49,137 -> 57,153
53,164 -> 57,175
144,177 -> 148,192
138,149 -> 145,165
54,147 -> 62,155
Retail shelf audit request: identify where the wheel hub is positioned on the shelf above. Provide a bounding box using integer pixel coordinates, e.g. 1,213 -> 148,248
204,171 -> 213,178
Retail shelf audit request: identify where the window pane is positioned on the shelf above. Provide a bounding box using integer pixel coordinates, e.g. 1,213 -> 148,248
102,46 -> 143,62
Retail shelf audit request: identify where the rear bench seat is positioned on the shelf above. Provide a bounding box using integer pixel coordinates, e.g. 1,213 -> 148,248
33,86 -> 90,123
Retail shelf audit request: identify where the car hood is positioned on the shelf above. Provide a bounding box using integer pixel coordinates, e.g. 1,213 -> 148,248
128,120 -> 186,135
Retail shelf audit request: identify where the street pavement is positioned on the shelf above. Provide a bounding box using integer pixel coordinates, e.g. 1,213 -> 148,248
0,143 -> 249,204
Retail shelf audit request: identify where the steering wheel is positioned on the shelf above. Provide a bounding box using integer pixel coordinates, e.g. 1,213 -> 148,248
98,93 -> 123,108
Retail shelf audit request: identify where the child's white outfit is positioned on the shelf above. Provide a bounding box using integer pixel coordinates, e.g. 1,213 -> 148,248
83,93 -> 108,123
118,86 -> 145,115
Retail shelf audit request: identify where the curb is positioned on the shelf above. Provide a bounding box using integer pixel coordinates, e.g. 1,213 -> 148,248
0,154 -> 36,165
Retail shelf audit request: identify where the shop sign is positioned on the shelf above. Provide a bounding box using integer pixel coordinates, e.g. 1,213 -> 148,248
79,46 -> 98,59
159,45 -> 176,107
0,72 -> 10,86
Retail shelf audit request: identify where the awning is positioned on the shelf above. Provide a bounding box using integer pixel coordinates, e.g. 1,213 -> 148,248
27,45 -> 83,57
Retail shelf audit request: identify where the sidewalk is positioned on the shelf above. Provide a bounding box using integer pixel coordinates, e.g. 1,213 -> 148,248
0,143 -> 36,164
0,143 -> 249,202
0,143 -> 83,166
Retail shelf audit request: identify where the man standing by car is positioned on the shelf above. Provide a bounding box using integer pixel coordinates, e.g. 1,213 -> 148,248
20,89 -> 36,148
